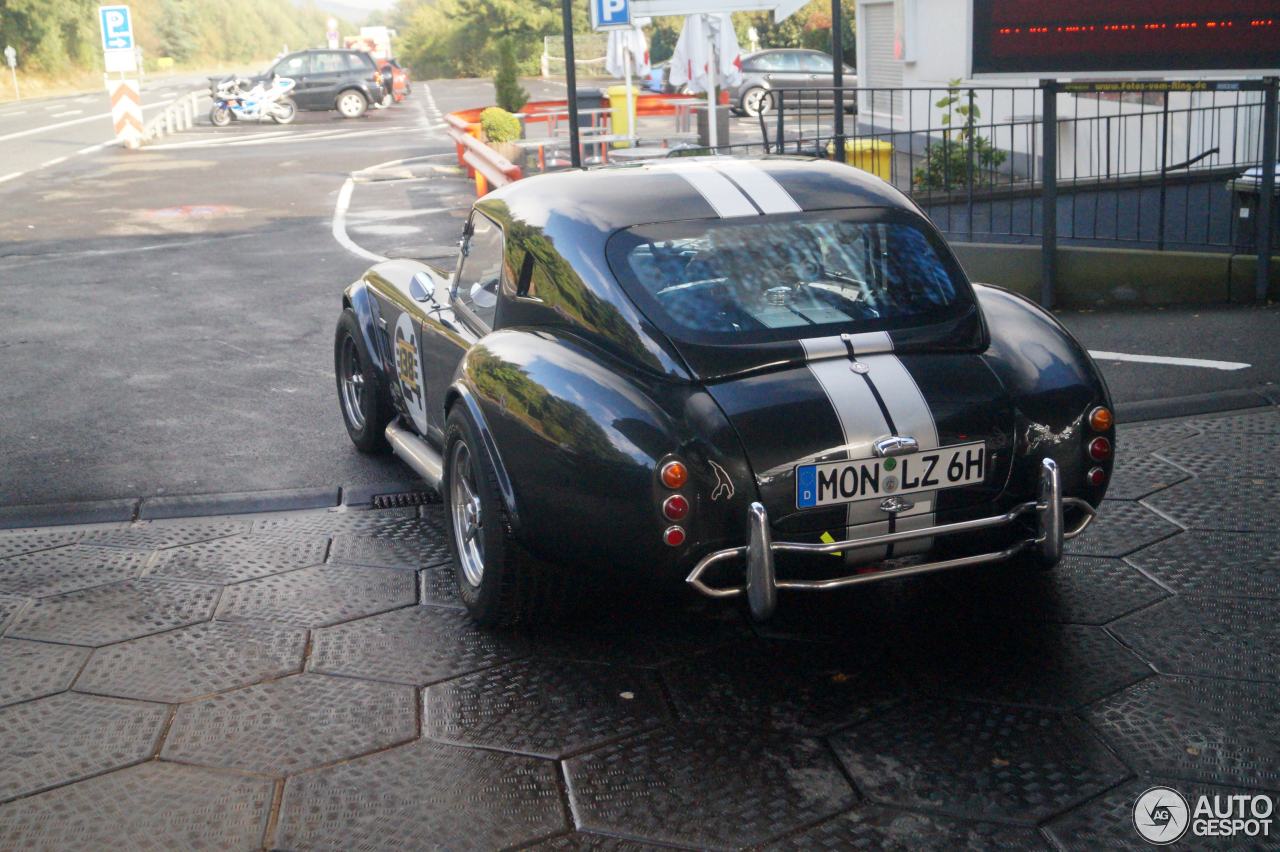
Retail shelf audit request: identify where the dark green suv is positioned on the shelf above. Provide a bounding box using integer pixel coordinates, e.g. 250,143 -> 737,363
262,49 -> 386,118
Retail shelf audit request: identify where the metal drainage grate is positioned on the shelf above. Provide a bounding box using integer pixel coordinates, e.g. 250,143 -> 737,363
370,491 -> 439,509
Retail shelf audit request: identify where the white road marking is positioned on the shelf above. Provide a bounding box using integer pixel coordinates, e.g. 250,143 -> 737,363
0,102 -> 165,143
40,156 -> 68,168
332,178 -> 389,263
1089,350 -> 1251,371
0,171 -> 24,184
1,109 -> 27,116
50,109 -> 83,118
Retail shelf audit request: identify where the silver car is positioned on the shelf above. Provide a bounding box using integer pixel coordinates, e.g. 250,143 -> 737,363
728,48 -> 856,117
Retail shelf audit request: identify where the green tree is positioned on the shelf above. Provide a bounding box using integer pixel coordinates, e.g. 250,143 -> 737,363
493,37 -> 527,112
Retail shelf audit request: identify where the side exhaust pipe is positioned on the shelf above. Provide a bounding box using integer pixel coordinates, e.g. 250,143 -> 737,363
385,422 -> 444,494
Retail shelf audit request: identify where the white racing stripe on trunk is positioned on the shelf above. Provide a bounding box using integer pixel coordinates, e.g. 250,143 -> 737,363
711,161 -> 801,214
801,339 -> 893,562
662,165 -> 758,218
858,353 -> 941,555
799,331 -> 894,360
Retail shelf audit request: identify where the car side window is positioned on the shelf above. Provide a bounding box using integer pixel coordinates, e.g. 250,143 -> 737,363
276,55 -> 307,77
312,52 -> 347,73
799,53 -> 832,72
773,53 -> 804,71
453,215 -> 504,329
750,53 -> 785,71
345,53 -> 370,71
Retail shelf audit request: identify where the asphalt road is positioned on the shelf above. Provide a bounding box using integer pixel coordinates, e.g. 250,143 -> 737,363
0,76 -> 1276,509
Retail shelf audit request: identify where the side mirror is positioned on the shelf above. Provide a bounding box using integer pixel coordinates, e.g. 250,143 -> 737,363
409,271 -> 434,303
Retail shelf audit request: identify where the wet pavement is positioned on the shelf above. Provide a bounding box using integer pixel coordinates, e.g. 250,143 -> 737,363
1,406 -> 1279,849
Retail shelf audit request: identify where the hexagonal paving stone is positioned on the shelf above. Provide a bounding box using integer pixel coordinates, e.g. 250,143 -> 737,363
1109,597 -> 1280,682
6,579 -> 219,647
0,529 -> 82,560
1144,479 -> 1280,532
1128,531 -> 1280,599
425,658 -> 667,759
0,596 -> 26,633
214,563 -> 415,628
1115,421 -> 1200,456
1188,409 -> 1280,435
0,761 -> 273,850
524,834 -> 670,850
830,698 -> 1127,823
1158,432 -> 1280,478
564,724 -> 857,849
276,739 -> 566,850
1105,454 -> 1190,500
0,692 -> 167,802
0,545 -> 149,598
765,804 -> 1046,850
1045,778 -> 1267,850
81,519 -> 248,550
419,560 -> 461,609
252,506 -> 418,536
1084,676 -> 1280,788
526,602 -> 748,668
663,641 -> 902,736
328,510 -> 450,570
965,555 -> 1167,625
310,604 -> 529,686
0,639 -> 90,707
145,533 -> 329,585
1065,501 -> 1181,558
916,623 -> 1152,710
76,621 -> 306,703
162,673 -> 415,774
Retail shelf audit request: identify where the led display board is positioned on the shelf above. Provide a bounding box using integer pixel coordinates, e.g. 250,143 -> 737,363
972,1 -> 1280,75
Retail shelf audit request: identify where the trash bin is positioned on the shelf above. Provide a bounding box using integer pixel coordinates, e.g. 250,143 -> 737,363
695,104 -> 730,149
1228,165 -> 1280,253
826,138 -> 893,181
573,87 -> 605,127
606,85 -> 635,149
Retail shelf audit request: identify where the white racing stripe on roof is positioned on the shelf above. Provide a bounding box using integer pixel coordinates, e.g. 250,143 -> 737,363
711,161 -> 802,214
661,165 -> 758,218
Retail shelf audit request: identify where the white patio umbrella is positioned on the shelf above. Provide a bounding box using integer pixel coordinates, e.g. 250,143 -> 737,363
668,12 -> 743,149
606,22 -> 650,145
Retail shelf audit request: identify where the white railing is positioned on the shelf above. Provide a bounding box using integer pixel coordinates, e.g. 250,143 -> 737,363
142,90 -> 206,145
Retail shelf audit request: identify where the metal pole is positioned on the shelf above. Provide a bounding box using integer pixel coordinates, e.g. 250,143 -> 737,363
1158,91 -> 1169,251
9,68 -> 18,100
1040,79 -> 1058,309
831,0 -> 845,163
561,0 -> 582,168
1257,77 -> 1278,304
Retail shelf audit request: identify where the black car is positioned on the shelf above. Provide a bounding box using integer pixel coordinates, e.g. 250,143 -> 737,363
728,48 -> 856,117
333,158 -> 1112,626
261,49 -> 385,118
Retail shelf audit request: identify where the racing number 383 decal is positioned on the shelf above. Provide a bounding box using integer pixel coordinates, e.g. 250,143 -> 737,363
394,313 -> 429,434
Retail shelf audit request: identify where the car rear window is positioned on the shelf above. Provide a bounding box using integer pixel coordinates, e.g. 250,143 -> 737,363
606,209 -> 973,345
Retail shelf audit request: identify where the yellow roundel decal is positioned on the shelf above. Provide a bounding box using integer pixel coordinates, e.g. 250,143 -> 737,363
394,313 -> 428,434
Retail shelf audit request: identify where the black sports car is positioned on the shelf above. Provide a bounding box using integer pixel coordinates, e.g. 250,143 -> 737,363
334,158 -> 1111,625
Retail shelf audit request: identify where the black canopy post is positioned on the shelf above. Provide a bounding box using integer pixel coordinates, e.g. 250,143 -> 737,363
562,0 -> 582,168
830,0 -> 845,163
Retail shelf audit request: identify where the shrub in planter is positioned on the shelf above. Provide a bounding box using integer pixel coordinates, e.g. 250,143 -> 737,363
480,106 -> 523,165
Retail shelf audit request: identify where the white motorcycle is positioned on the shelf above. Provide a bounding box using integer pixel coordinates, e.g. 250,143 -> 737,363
209,76 -> 297,127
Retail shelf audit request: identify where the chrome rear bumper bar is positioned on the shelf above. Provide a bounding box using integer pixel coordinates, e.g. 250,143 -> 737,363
686,458 -> 1096,621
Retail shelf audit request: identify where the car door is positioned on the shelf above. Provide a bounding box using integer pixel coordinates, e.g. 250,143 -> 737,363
307,51 -> 349,109
798,51 -> 835,90
272,53 -> 311,107
419,213 -> 505,432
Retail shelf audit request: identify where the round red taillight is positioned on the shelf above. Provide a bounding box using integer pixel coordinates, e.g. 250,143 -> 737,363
663,525 -> 686,547
1087,466 -> 1107,487
1088,437 -> 1112,461
660,461 -> 688,489
663,494 -> 690,521
1088,406 -> 1113,432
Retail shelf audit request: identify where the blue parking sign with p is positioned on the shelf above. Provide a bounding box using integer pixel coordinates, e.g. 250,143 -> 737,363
591,0 -> 631,30
99,5 -> 134,52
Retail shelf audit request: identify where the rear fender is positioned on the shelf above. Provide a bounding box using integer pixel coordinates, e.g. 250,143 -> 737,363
449,329 -> 755,576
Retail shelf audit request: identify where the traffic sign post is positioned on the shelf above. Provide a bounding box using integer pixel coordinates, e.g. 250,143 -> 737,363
4,45 -> 18,100
99,5 -> 134,51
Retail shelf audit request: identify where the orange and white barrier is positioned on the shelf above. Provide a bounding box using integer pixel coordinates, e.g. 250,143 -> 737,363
108,78 -> 143,148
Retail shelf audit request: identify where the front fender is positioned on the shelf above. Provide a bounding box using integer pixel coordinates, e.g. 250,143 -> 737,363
343,280 -> 388,376
450,329 -> 755,577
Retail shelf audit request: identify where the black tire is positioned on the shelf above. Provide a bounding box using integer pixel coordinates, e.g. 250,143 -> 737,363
444,405 -> 574,627
210,105 -> 231,127
334,308 -> 392,453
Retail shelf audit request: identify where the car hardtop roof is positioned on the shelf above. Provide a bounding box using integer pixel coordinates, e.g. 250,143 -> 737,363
476,156 -> 917,236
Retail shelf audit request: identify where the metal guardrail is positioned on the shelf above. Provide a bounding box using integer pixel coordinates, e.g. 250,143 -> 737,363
445,112 -> 522,195
142,90 -> 205,145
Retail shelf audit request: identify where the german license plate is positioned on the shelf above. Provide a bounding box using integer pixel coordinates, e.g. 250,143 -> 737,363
796,441 -> 986,509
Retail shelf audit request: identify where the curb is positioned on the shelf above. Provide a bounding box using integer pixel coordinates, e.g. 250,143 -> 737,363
137,487 -> 341,520
0,499 -> 139,531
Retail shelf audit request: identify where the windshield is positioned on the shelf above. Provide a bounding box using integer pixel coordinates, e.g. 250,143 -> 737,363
606,210 -> 972,345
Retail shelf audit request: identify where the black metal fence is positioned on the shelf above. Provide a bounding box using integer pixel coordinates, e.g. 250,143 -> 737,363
757,80 -> 1278,304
